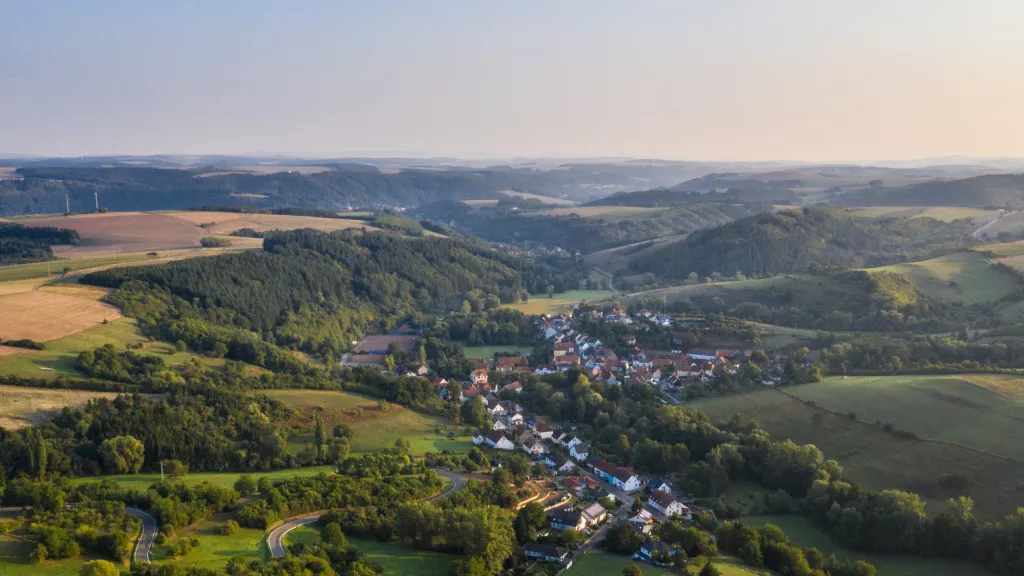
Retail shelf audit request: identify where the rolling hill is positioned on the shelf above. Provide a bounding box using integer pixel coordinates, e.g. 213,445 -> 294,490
839,174 -> 1024,208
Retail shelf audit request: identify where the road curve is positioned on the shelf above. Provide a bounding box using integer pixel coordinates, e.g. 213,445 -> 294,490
125,506 -> 158,563
267,469 -> 465,559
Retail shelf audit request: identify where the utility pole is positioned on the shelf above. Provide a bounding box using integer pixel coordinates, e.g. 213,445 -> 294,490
65,192 -> 70,215
160,461 -> 164,482
94,192 -> 99,212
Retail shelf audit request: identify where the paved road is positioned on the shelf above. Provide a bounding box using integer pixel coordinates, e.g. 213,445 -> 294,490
575,468 -> 638,551
125,507 -> 158,563
267,469 -> 466,559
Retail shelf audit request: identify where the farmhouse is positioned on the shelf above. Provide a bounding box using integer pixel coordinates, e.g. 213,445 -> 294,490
648,490 -> 689,517
485,430 -> 514,451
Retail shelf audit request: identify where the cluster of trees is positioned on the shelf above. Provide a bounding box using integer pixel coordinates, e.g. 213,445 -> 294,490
0,222 -> 80,263
76,344 -> 168,383
819,336 -> 1024,374
717,521 -> 876,576
394,502 -> 515,575
628,207 -> 974,280
417,199 -> 769,255
586,186 -> 800,207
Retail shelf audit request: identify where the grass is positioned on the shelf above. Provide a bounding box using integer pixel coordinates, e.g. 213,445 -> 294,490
0,535 -> 109,576
689,387 -> 1024,519
499,190 -> 576,206
848,206 -> 998,222
265,389 -> 473,456
70,465 -> 335,491
0,253 -> 158,282
285,527 -> 459,576
740,514 -> 979,576
0,318 -> 223,380
150,512 -> 268,569
869,251 -> 1017,305
0,385 -> 118,430
458,344 -> 533,359
563,552 -> 762,576
525,206 -> 665,220
502,290 -> 614,315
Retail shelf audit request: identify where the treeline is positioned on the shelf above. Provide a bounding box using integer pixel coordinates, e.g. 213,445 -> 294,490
417,199 -> 770,254
627,207 -> 974,280
586,186 -> 800,207
83,230 -> 584,364
717,520 -> 876,576
0,222 -> 80,263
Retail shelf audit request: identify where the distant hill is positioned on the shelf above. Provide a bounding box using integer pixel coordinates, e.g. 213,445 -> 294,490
626,207 -> 975,280
584,187 -> 799,207
839,174 -> 1024,208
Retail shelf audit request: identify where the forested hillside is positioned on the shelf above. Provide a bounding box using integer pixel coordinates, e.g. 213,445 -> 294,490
0,222 -> 80,263
628,207 -> 975,279
586,186 -> 800,207
82,229 -> 585,363
417,199 -> 771,253
839,173 -> 1024,208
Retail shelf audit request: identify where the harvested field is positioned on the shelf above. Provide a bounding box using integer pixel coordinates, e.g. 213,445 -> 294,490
525,206 -> 664,219
0,346 -> 26,357
500,190 -> 575,206
198,213 -> 373,235
0,290 -> 120,341
24,212 -> 204,257
0,385 -> 118,429
0,278 -> 45,296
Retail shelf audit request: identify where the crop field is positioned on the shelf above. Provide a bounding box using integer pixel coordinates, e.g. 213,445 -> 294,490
285,528 -> 458,576
459,344 -> 533,359
525,206 -> 664,220
849,206 -> 999,223
0,289 -> 121,342
0,385 -> 118,430
265,389 -> 473,456
197,213 -> 374,235
689,386 -> 1024,519
499,190 -> 576,206
739,515 -> 979,576
502,290 -> 614,315
869,250 -> 1018,305
460,199 -> 500,207
0,318 -> 224,380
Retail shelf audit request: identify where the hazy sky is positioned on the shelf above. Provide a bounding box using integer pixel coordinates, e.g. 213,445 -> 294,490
2,0 -> 1023,161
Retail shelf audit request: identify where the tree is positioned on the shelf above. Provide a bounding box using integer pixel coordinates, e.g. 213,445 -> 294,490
383,355 -> 396,373
163,459 -> 188,478
314,411 -> 327,460
698,560 -> 722,576
322,522 -> 347,548
257,476 -> 273,494
514,502 -> 546,543
417,342 -> 427,366
99,436 -> 145,474
80,560 -> 119,576
175,340 -> 187,352
234,474 -> 257,496
623,565 -> 644,576
460,396 -> 487,427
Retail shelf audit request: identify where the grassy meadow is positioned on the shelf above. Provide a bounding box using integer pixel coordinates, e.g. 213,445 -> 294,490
0,253 -> 159,282
563,552 -> 764,576
458,344 -> 533,359
69,465 -> 334,492
502,289 -> 614,315
285,526 -> 458,576
869,251 -> 1017,305
264,389 -> 473,456
149,512 -> 269,569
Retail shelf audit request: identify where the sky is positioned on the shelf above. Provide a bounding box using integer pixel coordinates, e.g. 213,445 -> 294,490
1,0 -> 1023,161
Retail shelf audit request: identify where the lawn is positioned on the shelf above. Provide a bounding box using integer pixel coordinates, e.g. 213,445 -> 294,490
563,552 -> 762,576
149,512 -> 268,569
265,389 -> 473,456
869,251 -> 1018,305
502,290 -> 614,315
70,465 -> 334,491
0,318 -> 224,380
689,387 -> 1024,519
740,514 -> 979,576
458,344 -> 533,359
285,526 -> 458,576
0,253 -> 159,282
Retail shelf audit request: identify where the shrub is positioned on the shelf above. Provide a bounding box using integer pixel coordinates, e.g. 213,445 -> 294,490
217,520 -> 239,536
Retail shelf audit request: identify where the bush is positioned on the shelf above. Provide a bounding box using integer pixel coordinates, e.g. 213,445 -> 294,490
217,520 -> 239,535
938,473 -> 973,491
200,236 -> 232,248
80,559 -> 119,576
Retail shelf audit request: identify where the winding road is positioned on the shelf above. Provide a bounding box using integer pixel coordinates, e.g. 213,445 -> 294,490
267,469 -> 466,559
125,506 -> 158,563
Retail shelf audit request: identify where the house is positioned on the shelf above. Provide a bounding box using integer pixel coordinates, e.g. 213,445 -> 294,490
502,381 -> 523,394
547,507 -> 586,531
634,540 -> 675,564
647,477 -> 672,494
648,490 -> 689,517
472,433 -> 485,446
553,341 -> 576,357
594,460 -> 642,492
470,369 -> 489,385
486,397 -> 507,416
532,418 -> 554,439
507,412 -> 524,426
486,430 -> 514,451
496,356 -> 528,373
492,416 -> 507,431
627,509 -> 654,535
688,348 -> 739,361
545,452 -> 576,474
562,435 -> 582,449
581,502 -> 608,526
523,543 -> 572,565
502,400 -> 523,414
521,436 -> 546,456
556,354 -> 580,368
534,365 -> 556,376
550,430 -> 567,445
570,442 -> 590,461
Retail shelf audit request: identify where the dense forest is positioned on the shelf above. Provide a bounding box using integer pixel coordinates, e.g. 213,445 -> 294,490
0,222 -> 80,263
417,199 -> 771,254
82,230 -> 586,363
627,207 -> 975,279
839,174 -> 1024,208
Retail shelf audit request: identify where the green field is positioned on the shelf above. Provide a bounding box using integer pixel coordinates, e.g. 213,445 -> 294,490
525,206 -> 665,220
150,512 -> 268,569
502,290 -> 614,315
563,552 -> 762,576
0,535 -> 109,576
0,253 -> 160,282
265,389 -> 473,456
459,344 -> 533,359
740,514 -> 979,576
689,386 -> 1024,519
286,526 -> 458,576
869,251 -> 1017,305
0,318 -> 223,380
70,465 -> 334,491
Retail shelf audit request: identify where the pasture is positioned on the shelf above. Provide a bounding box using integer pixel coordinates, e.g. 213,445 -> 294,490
149,511 -> 268,569
502,289 -> 613,315
689,386 -> 1024,519
0,318 -> 224,380
0,290 -> 121,342
739,515 -> 979,576
285,528 -> 458,576
0,253 -> 159,282
0,535 -> 94,576
459,344 -> 533,359
0,385 -> 118,430
868,250 -> 1018,305
264,389 -> 473,456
